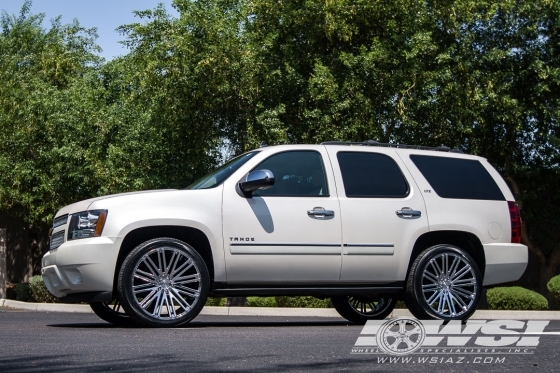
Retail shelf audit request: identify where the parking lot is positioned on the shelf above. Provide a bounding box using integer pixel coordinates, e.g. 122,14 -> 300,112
1,308 -> 559,372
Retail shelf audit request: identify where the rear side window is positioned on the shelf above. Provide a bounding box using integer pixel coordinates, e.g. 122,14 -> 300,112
410,155 -> 505,200
337,152 -> 409,198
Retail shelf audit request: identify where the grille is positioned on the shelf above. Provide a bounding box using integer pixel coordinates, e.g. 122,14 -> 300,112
52,214 -> 69,229
50,230 -> 65,251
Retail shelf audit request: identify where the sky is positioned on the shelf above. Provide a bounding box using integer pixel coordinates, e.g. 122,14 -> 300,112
0,0 -> 179,60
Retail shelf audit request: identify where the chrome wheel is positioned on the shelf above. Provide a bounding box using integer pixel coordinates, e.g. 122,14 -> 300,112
332,295 -> 397,324
90,300 -> 135,326
421,252 -> 477,317
348,296 -> 393,316
131,246 -> 202,320
118,238 -> 209,327
406,244 -> 481,320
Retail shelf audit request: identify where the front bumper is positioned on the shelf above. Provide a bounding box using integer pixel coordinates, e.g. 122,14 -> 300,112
41,236 -> 122,301
482,243 -> 528,286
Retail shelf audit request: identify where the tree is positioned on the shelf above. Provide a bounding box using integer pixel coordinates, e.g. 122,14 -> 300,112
0,0 -> 103,224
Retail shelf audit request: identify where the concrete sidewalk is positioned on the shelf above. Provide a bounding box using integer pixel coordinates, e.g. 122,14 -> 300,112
3,298 -> 560,319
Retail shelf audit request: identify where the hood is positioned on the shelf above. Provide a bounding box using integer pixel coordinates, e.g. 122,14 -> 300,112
54,189 -> 176,218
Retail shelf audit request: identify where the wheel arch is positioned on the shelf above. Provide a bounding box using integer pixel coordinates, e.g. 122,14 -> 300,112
406,230 -> 486,282
113,226 -> 215,296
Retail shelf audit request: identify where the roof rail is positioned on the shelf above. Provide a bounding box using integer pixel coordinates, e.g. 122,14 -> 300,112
320,140 -> 463,153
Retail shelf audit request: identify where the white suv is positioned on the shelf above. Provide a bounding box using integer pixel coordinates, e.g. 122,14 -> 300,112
41,141 -> 527,326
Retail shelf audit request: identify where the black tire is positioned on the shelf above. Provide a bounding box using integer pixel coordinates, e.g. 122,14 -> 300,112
90,300 -> 136,326
405,244 -> 482,320
331,295 -> 397,324
118,237 -> 210,327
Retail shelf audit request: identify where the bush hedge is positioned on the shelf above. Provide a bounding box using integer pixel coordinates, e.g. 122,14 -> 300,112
486,286 -> 548,310
275,296 -> 329,308
547,275 -> 560,302
242,296 -> 329,308
246,297 -> 277,307
29,275 -> 57,303
205,297 -> 226,307
15,283 -> 34,302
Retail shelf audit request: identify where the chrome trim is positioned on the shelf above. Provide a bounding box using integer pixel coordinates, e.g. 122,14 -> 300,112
50,230 -> 65,251
52,214 -> 69,229
230,243 -> 341,255
343,243 -> 395,255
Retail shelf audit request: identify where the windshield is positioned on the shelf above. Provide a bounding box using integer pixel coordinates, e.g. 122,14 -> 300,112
187,151 -> 259,189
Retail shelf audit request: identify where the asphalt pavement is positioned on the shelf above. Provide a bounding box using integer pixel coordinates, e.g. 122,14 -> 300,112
1,308 -> 559,373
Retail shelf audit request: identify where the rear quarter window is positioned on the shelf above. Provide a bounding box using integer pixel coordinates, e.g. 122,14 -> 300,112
410,155 -> 505,201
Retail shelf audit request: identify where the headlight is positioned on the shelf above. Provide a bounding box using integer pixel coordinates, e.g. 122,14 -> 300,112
67,210 -> 108,240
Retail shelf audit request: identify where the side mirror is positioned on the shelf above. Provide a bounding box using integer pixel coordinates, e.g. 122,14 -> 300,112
239,169 -> 275,198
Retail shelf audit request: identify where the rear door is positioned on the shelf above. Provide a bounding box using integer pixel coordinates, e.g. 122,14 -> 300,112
325,147 -> 429,283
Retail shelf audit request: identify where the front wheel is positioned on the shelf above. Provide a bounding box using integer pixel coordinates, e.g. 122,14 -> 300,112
405,244 -> 482,320
118,238 -> 210,327
90,300 -> 135,326
332,295 -> 397,324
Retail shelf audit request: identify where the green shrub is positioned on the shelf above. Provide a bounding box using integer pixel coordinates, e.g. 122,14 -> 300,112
246,297 -> 277,307
275,296 -> 329,308
205,297 -> 226,306
547,275 -> 560,302
15,283 -> 34,302
487,286 -> 548,310
29,275 -> 57,303
395,300 -> 406,309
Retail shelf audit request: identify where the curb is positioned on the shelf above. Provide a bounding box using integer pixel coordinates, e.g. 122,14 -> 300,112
3,299 -> 560,319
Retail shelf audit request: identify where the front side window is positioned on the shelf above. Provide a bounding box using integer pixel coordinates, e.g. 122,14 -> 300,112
337,152 -> 409,198
253,151 -> 329,197
188,151 -> 259,189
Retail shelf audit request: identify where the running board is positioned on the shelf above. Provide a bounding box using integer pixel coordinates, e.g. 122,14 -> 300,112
210,285 -> 404,297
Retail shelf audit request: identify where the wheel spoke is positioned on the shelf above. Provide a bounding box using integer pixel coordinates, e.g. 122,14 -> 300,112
450,265 -> 472,281
173,273 -> 200,284
422,270 -> 439,283
175,285 -> 199,298
452,278 -> 476,286
134,273 -> 156,285
139,289 -> 159,309
422,283 -> 439,290
426,289 -> 442,305
170,260 -> 193,280
158,249 -> 167,276
448,256 -> 461,278
170,288 -> 192,311
146,256 -> 163,277
154,291 -> 166,317
450,286 -> 475,299
166,251 -> 178,276
431,259 -> 444,277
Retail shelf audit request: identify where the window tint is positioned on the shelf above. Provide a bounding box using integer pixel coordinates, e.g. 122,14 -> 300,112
253,151 -> 328,197
188,151 -> 259,189
410,155 -> 505,200
337,152 -> 409,198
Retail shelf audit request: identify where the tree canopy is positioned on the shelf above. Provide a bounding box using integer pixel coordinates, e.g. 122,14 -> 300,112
0,0 -> 559,292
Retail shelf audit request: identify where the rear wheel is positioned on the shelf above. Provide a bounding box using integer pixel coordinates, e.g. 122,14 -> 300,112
405,244 -> 481,320
118,238 -> 210,327
90,300 -> 135,326
332,295 -> 397,324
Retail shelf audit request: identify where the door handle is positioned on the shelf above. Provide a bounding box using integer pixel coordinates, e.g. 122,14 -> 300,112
307,207 -> 335,219
396,207 -> 421,218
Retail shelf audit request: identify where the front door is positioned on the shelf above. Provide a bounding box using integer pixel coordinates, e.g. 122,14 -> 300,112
222,148 -> 342,283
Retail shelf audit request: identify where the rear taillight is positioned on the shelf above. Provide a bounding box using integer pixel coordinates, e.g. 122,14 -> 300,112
508,201 -> 522,244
